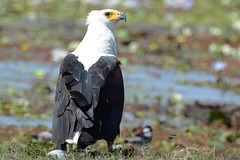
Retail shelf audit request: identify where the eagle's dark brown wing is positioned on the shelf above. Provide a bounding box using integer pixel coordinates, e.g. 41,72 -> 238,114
52,54 -> 124,149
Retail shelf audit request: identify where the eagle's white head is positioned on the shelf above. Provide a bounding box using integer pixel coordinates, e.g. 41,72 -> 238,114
73,9 -> 127,70
86,9 -> 127,29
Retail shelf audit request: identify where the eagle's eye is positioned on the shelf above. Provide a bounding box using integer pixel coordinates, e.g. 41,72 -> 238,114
105,12 -> 110,16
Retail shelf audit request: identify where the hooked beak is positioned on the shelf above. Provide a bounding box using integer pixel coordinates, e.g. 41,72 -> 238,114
118,12 -> 127,22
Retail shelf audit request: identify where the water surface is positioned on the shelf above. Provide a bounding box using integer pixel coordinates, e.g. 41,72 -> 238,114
1,61 -> 240,105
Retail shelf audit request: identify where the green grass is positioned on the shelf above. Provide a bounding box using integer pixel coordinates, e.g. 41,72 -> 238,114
0,123 -> 239,159
0,141 -> 229,160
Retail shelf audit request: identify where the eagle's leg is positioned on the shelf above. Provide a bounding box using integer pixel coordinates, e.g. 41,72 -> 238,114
57,142 -> 67,151
76,137 -> 88,150
107,141 -> 113,153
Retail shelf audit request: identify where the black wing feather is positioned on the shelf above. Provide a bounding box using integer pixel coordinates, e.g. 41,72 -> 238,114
95,66 -> 124,142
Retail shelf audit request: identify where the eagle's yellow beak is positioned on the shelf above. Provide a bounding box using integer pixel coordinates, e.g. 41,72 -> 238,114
106,11 -> 127,22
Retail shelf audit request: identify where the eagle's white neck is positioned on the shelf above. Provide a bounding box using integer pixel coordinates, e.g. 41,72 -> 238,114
72,23 -> 117,70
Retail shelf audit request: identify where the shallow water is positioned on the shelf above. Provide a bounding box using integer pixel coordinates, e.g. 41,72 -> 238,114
1,60 -> 240,105
0,111 -> 192,131
0,115 -> 52,128
0,60 -> 58,96
1,60 -> 240,128
123,64 -> 240,105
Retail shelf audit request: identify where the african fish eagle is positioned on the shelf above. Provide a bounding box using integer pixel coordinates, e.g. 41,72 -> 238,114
51,9 -> 126,154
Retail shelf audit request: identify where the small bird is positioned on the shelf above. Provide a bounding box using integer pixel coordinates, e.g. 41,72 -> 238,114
125,126 -> 153,148
31,131 -> 52,141
168,133 -> 177,139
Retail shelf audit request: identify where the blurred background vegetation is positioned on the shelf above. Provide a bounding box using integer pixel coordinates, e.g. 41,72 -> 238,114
0,0 -> 240,159
1,0 -> 240,74
2,0 -> 240,26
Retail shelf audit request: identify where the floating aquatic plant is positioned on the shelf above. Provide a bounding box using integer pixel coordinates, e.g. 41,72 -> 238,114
50,48 -> 68,62
171,92 -> 183,104
33,69 -> 45,78
221,44 -> 234,57
209,26 -> 222,36
129,41 -> 141,54
208,43 -> 219,54
212,61 -> 227,72
163,0 -> 194,10
67,40 -> 81,51
233,20 -> 240,31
